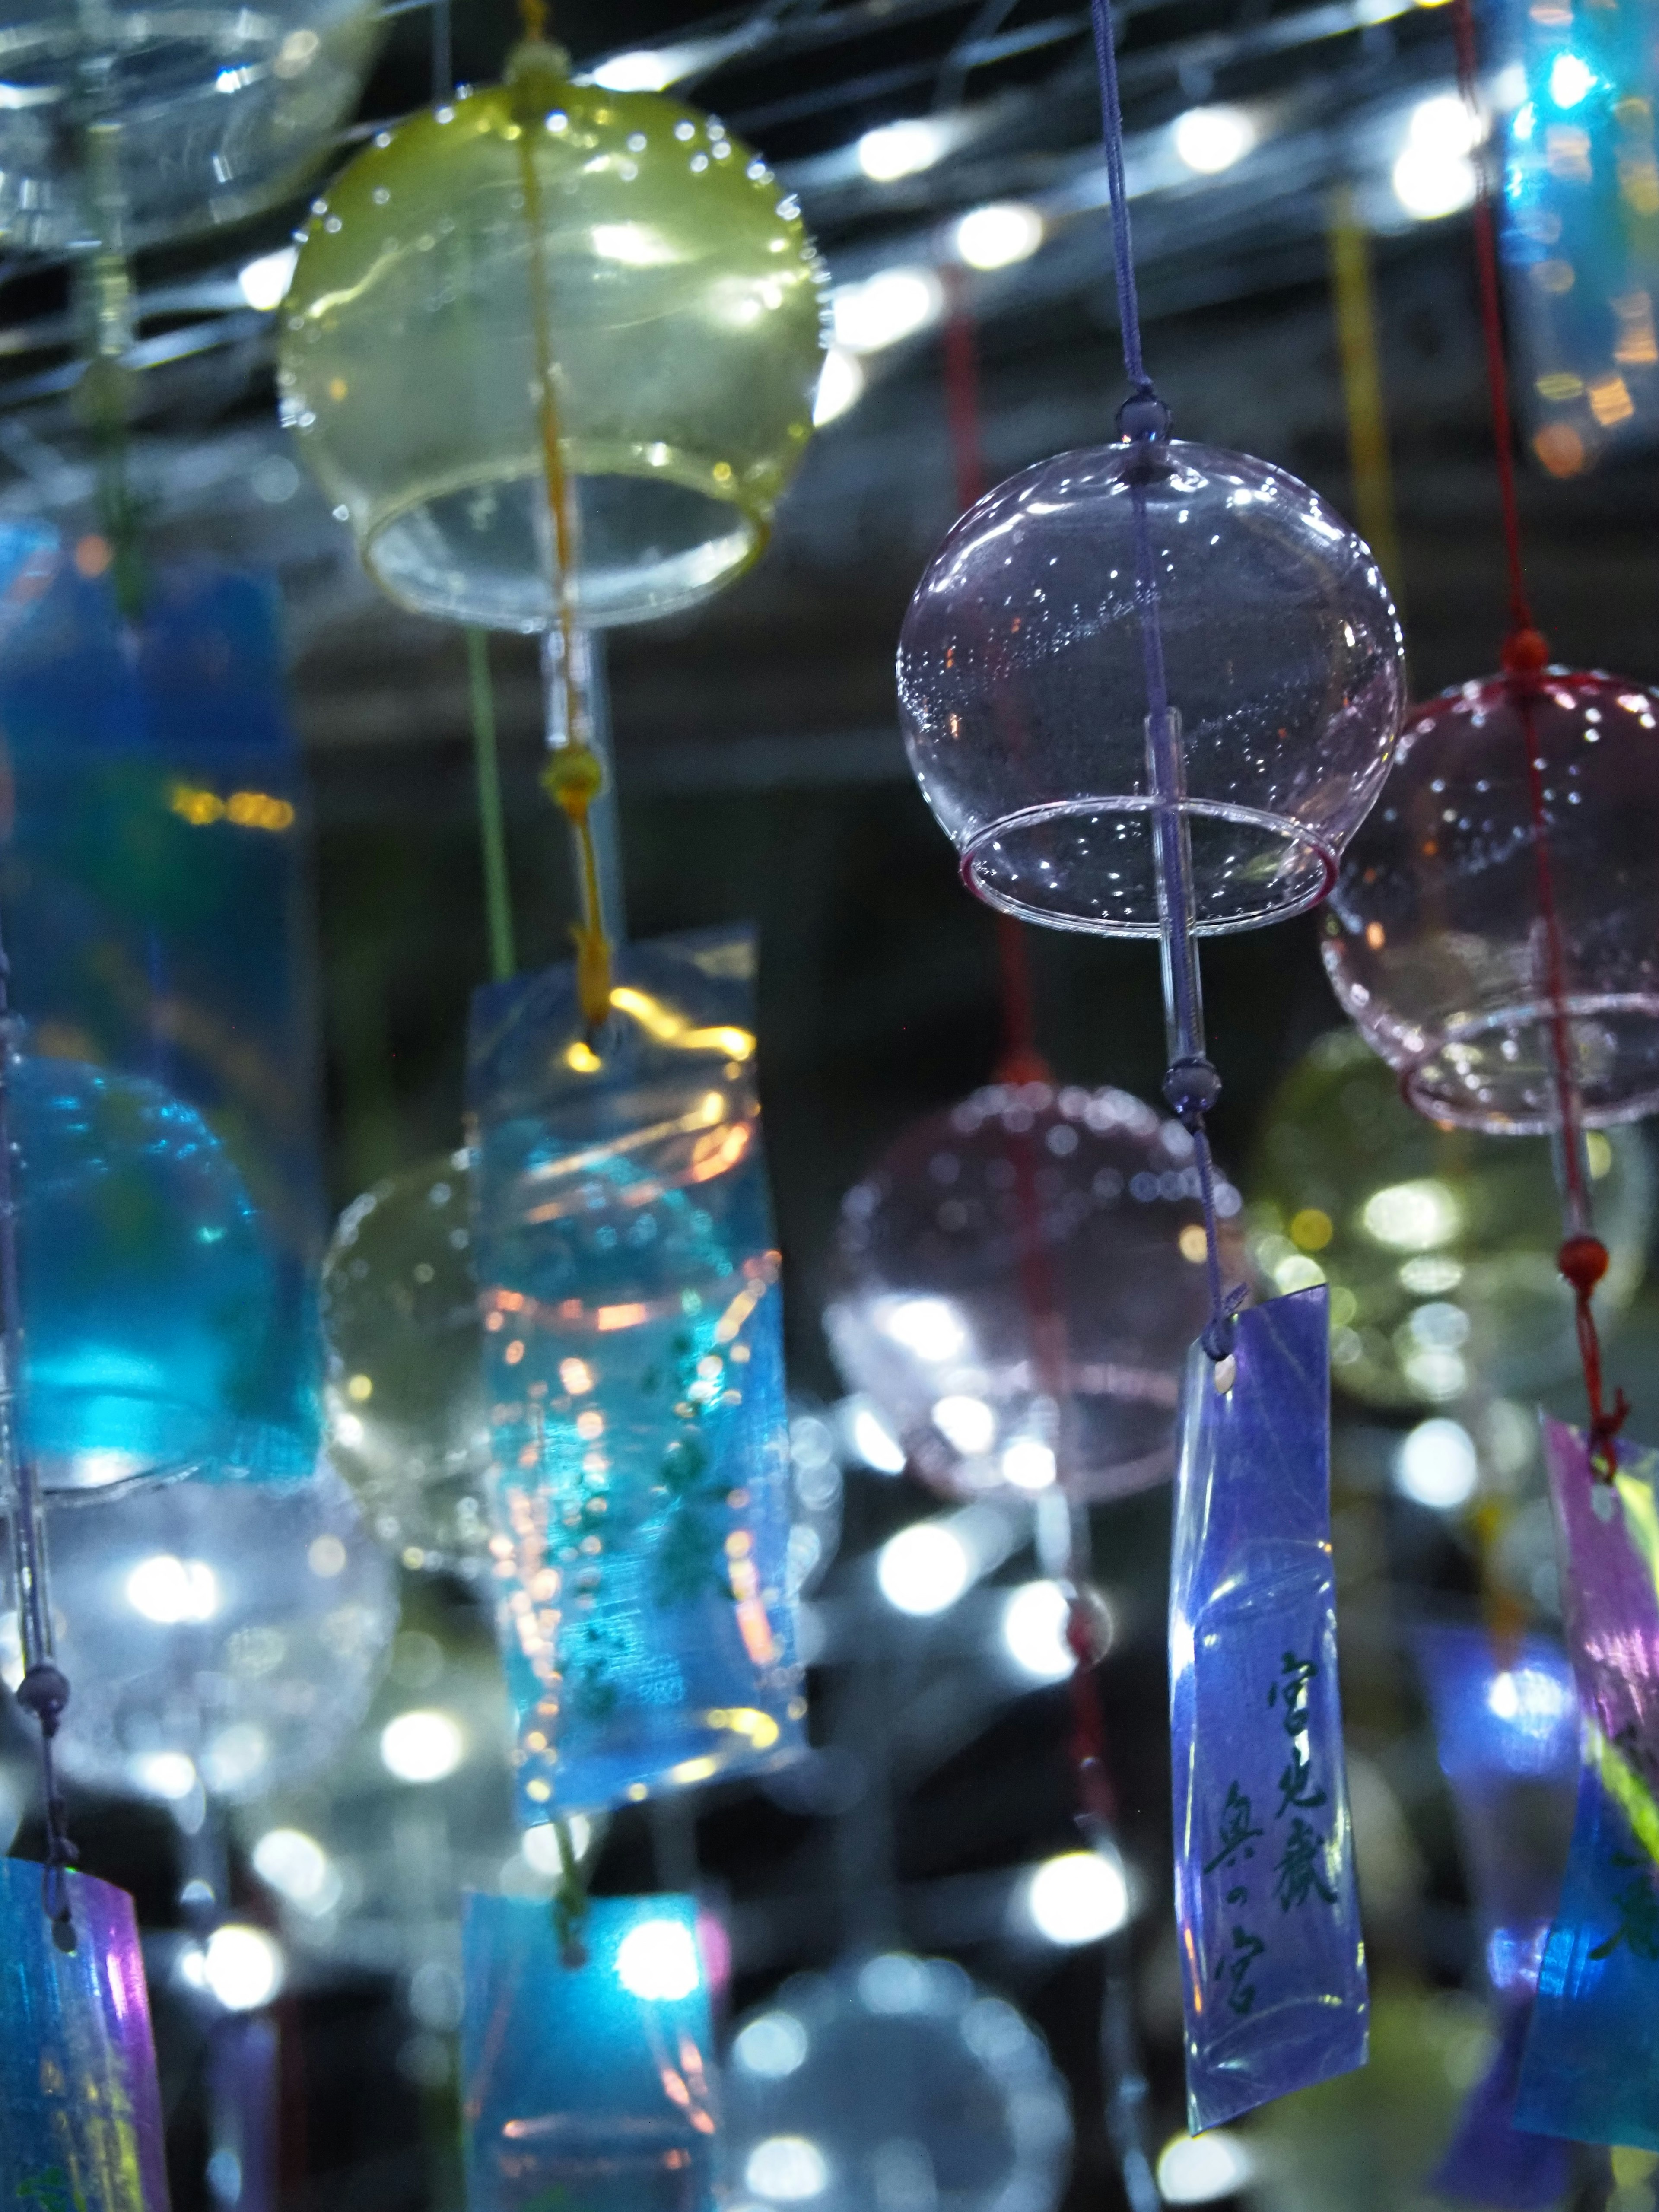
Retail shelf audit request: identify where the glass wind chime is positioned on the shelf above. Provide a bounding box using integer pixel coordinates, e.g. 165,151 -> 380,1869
897,0 -> 1404,2128
1319,0 -> 1659,2149
280,10 -> 828,2197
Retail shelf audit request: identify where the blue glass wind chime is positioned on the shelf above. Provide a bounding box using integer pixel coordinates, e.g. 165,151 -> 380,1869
896,0 -> 1405,2128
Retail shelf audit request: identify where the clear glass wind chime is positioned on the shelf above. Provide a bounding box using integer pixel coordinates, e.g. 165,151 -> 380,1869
897,0 -> 1406,2128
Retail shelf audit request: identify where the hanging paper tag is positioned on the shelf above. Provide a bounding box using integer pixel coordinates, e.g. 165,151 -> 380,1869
1414,1627 -> 1576,2208
1517,1419 -> 1659,2149
1170,1284 -> 1367,2131
467,925 -> 804,1821
0,1860 -> 171,2212
461,1891 -> 718,2212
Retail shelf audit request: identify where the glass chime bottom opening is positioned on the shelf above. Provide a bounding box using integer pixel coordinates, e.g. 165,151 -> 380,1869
365,467 -> 764,632
960,798 -> 1337,936
1401,993 -> 1659,1134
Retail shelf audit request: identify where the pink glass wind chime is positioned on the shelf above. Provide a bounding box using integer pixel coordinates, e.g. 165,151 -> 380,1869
1323,0 -> 1659,2151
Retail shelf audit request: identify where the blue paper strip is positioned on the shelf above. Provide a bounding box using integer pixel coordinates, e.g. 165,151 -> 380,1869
1415,1627 -> 1576,2208
0,1859 -> 171,2212
1170,1284 -> 1367,2131
468,926 -> 804,1819
461,1891 -> 718,2212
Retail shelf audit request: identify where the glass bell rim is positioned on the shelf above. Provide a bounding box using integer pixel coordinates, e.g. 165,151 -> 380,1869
956,795 -> 1338,939
1393,988 -> 1659,1135
356,451 -> 773,634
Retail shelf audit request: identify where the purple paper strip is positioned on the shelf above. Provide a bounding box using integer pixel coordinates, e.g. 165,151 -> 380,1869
1170,1285 -> 1367,2132
0,1859 -> 172,2212
1517,1419 -> 1659,2149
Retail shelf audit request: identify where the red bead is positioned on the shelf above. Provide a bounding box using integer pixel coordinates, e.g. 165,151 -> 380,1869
1558,1233 -> 1610,1293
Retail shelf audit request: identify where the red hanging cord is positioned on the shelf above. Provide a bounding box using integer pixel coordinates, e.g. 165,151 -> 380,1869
1452,0 -> 1626,1473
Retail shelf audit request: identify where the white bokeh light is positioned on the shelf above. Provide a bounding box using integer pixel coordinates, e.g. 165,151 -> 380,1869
877,1522 -> 972,1616
1172,105 -> 1257,175
616,1916 -> 702,2002
203,1924 -> 285,2012
1395,1417 -> 1479,1510
379,1709 -> 465,1784
126,1554 -> 219,1625
733,2009 -> 810,2078
1156,2130 -> 1257,2205
1001,1438 -> 1056,1491
252,1828 -> 338,1912
857,119 -> 948,182
745,2136 -> 830,2202
239,246 -> 298,311
813,346 -> 865,426
953,202 -> 1043,270
589,49 -> 672,91
846,1398 -> 907,1474
831,268 -> 943,354
1023,1848 -> 1130,1944
1392,94 -> 1481,222
1002,1581 -> 1074,1681
932,1393 -> 997,1456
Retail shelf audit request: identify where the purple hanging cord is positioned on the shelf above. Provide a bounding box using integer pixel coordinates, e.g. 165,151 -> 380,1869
0,945 -> 76,1949
1087,0 -> 1239,1357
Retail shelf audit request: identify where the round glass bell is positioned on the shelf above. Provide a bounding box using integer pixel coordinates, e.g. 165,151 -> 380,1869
1323,666 -> 1659,1131
322,1149 -> 491,1579
0,2 -> 381,251
1249,1030 -> 1652,1410
897,439 -> 1405,933
9,1460 -> 394,1807
11,1053 -> 305,1491
724,1951 -> 1072,2212
824,1080 -> 1240,1501
279,45 -> 826,631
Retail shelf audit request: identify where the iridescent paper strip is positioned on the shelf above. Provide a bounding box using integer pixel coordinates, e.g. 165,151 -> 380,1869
0,1860 -> 171,2212
1517,1419 -> 1659,2149
468,926 -> 804,1820
461,1891 -> 718,2212
1170,1284 -> 1367,2131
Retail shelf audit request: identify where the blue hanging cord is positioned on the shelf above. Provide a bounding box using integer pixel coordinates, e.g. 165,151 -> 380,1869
0,955 -> 76,1948
1087,0 -> 1239,1360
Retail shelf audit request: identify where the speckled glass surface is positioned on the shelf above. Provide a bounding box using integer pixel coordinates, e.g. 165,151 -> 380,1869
0,1859 -> 170,2212
896,439 -> 1404,935
1416,1627 -> 1576,2209
280,62 -> 825,631
0,559 -> 325,1479
1324,669 -> 1659,1131
1517,1420 -> 1659,2148
462,1891 -> 717,2212
468,928 -> 804,1821
13,1460 -> 395,1806
1170,1285 -> 1367,2131
0,1 -> 381,249
1248,1029 -> 1652,1410
11,1053 -> 305,1491
322,1147 -> 493,1576
722,1951 -> 1072,2212
825,1081 -> 1240,1500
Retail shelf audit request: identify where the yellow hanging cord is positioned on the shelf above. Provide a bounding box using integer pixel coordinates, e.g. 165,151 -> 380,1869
509,27 -> 613,1032
1327,188 -> 1404,612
